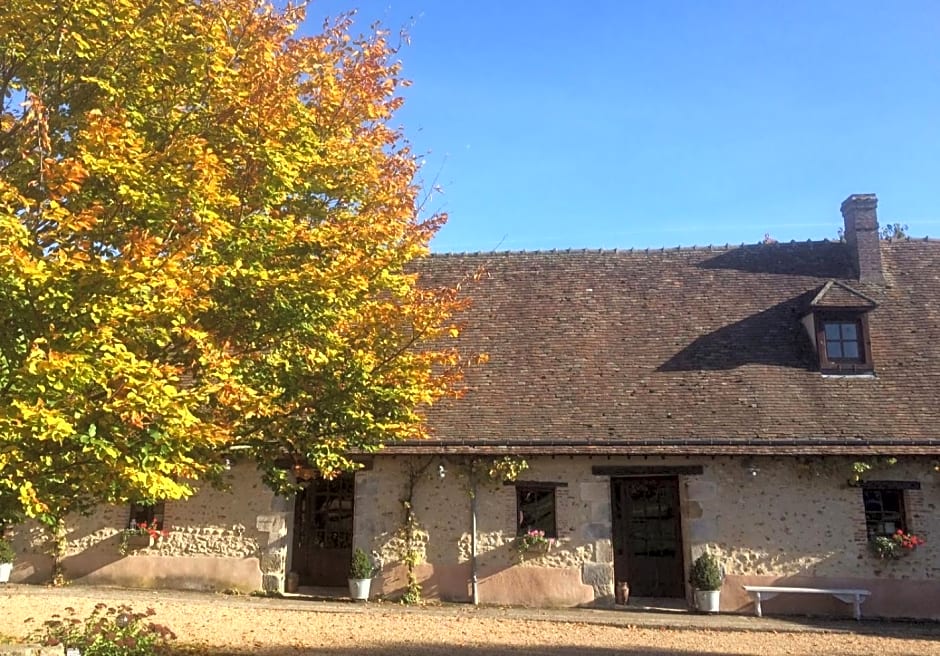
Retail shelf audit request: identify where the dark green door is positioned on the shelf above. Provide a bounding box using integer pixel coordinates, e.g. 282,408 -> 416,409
292,473 -> 355,586
611,477 -> 684,597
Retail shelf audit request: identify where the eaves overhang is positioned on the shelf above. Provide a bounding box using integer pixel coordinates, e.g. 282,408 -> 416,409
371,437 -> 940,457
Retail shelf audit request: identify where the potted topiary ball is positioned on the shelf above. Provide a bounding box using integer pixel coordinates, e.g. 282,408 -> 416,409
689,552 -> 723,613
0,537 -> 15,583
348,547 -> 376,601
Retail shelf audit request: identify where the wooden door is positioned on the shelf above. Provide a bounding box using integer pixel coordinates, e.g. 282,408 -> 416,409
292,473 -> 355,586
611,477 -> 684,597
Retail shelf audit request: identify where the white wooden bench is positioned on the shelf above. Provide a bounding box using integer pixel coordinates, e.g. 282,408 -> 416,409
742,586 -> 871,620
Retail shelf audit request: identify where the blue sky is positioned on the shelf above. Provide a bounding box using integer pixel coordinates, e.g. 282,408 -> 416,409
307,1 -> 940,252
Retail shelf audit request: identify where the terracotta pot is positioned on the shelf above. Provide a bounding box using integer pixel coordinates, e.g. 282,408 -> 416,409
286,571 -> 299,593
616,581 -> 630,605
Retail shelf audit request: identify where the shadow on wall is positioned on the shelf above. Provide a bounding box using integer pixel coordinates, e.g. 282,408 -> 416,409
63,534 -> 147,581
377,540 -> 518,603
696,242 -> 852,278
14,533 -> 148,585
11,512 -> 130,585
657,291 -> 818,372
378,539 -> 586,605
407,561 -> 473,603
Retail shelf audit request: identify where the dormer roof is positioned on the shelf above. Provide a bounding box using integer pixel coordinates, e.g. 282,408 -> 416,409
809,280 -> 878,310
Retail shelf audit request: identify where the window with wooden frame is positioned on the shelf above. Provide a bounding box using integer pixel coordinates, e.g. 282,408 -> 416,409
515,484 -> 558,538
815,311 -> 873,374
823,320 -> 862,361
128,501 -> 165,531
861,481 -> 919,539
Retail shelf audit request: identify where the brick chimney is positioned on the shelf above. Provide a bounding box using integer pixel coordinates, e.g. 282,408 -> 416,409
840,194 -> 884,283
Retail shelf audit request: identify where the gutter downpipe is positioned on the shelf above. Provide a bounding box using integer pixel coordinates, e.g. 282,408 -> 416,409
470,473 -> 479,605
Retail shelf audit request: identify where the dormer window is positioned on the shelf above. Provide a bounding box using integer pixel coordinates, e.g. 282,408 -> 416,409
816,312 -> 872,373
802,281 -> 877,375
823,319 -> 862,362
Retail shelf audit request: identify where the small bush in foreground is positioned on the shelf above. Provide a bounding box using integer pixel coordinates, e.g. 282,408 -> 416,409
27,603 -> 176,656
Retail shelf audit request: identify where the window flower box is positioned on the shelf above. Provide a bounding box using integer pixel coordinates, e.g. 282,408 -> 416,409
869,529 -> 925,560
514,529 -> 553,554
119,520 -> 170,555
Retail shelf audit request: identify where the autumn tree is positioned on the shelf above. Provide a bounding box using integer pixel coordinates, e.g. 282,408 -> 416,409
0,0 -> 468,539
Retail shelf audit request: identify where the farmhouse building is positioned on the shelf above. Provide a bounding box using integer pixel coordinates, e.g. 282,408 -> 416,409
10,194 -> 940,619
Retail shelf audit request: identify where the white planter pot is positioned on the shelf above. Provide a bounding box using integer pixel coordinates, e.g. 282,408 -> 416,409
0,562 -> 12,584
694,590 -> 721,613
348,577 -> 372,601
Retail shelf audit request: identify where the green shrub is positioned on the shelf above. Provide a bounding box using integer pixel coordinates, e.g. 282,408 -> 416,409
349,547 -> 375,579
0,538 -> 14,564
27,604 -> 176,656
688,552 -> 723,591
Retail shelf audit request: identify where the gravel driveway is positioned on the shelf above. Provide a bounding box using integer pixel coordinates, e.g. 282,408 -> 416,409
1,585 -> 937,655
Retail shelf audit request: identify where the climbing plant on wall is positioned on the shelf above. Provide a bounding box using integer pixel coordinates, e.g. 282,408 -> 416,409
399,458 -> 434,604
393,456 -> 528,605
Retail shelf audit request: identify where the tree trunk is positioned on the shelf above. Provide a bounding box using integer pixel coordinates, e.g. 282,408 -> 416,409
51,516 -> 67,586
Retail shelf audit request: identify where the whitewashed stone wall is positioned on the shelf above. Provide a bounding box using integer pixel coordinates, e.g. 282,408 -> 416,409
357,454 -> 940,611
703,457 -> 938,580
357,456 -> 617,605
9,453 -> 939,616
9,462 -> 281,591
688,456 -> 940,617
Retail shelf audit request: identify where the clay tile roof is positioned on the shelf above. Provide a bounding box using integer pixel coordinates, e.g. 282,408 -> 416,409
809,280 -> 878,309
401,239 -> 940,456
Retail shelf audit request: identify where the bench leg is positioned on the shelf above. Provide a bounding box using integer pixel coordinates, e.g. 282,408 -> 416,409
754,593 -> 763,618
853,595 -> 861,621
